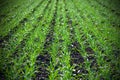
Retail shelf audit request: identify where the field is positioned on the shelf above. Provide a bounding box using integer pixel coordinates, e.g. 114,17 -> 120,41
0,0 -> 120,80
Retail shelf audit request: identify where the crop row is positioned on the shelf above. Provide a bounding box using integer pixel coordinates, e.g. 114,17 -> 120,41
0,0 -> 120,80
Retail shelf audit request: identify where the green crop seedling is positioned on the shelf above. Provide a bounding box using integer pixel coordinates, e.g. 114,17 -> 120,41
0,0 -> 120,80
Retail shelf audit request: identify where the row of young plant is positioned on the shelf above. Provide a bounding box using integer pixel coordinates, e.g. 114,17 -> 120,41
74,0 -> 119,55
48,0 -> 72,79
65,0 -> 96,79
86,2 -> 120,44
34,0 -> 58,79
82,0 -> 120,79
0,0 -> 20,13
0,0 -> 28,17
21,0 -> 57,79
1,0 -> 49,58
0,0 -> 119,79
73,0 -> 120,79
75,0 -> 120,55
88,0 -> 120,29
95,0 -> 120,13
0,0 -> 52,79
0,0 -> 35,26
0,0 -> 42,39
0,0 -> 49,69
64,1 -> 84,79
82,0 -> 120,50
0,0 -> 30,24
74,0 -> 111,79
64,0 -> 116,79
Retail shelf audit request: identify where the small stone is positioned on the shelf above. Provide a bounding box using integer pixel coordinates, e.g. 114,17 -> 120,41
77,70 -> 81,73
